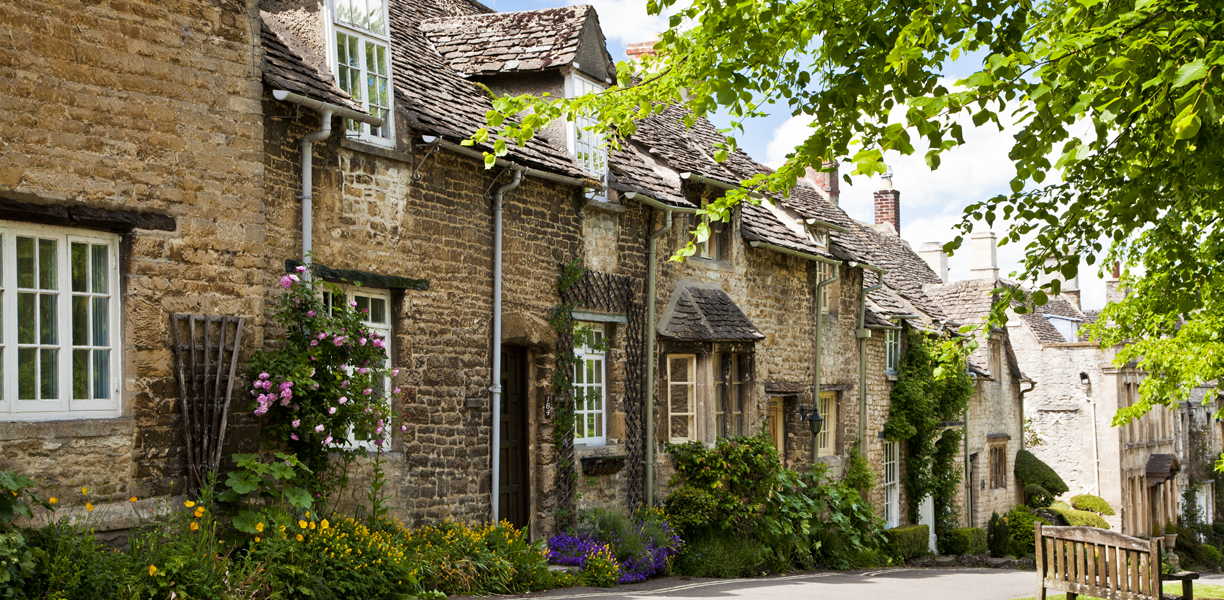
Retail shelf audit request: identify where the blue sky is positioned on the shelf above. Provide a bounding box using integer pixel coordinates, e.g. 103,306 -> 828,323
483,0 -> 1107,309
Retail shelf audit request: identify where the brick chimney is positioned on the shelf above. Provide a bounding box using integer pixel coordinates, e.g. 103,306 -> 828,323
969,230 -> 999,281
804,163 -> 840,206
873,172 -> 900,235
918,242 -> 948,283
626,39 -> 659,61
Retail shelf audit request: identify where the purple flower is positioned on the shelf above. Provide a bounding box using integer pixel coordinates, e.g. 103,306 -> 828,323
358,367 -> 368,375
401,425 -> 408,432
392,369 -> 400,377
310,340 -> 318,346
348,301 -> 357,308
296,265 -> 308,273
341,380 -> 349,388
374,439 -> 384,447
279,274 -> 297,289
372,339 -> 385,348
333,336 -> 346,346
359,337 -> 368,346
323,435 -> 333,445
318,333 -> 327,340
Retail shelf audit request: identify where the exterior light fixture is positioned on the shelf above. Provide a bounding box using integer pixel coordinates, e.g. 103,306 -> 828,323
798,406 -> 824,437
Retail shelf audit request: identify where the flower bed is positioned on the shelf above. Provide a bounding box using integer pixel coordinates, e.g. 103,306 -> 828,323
547,508 -> 682,584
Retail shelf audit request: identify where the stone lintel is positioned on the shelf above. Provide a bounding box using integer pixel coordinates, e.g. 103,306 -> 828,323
285,259 -> 429,291
0,193 -> 175,232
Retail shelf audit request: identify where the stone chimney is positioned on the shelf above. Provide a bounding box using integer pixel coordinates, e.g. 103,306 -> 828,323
969,230 -> 999,281
873,170 -> 900,236
626,39 -> 659,61
804,163 -> 840,206
1105,262 -> 1126,304
918,242 -> 948,283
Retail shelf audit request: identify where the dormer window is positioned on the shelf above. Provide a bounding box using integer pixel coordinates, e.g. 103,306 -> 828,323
809,227 -> 828,249
565,71 -> 608,198
1044,315 -> 1082,342
331,0 -> 394,145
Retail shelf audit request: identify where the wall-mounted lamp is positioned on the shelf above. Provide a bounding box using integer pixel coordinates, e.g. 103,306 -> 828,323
1079,372 -> 1091,387
798,406 -> 824,437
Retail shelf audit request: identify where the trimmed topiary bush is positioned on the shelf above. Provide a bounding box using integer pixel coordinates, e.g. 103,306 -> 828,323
1048,502 -> 1109,529
1070,494 -> 1116,516
883,524 -> 930,562
987,512 -> 1010,557
945,527 -> 987,556
1006,507 -> 1049,556
1014,450 -> 1069,497
1025,484 -> 1054,508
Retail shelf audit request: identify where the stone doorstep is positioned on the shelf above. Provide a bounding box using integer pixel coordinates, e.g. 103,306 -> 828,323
548,565 -> 580,574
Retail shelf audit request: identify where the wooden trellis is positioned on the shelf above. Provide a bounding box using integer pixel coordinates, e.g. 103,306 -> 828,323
171,314 -> 244,493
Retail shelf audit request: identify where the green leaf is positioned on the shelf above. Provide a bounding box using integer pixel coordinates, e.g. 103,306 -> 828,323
284,486 -> 314,510
225,471 -> 261,495
1172,60 -> 1208,88
232,510 -> 263,534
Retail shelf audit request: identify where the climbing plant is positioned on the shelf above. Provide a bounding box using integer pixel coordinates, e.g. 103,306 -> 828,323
883,330 -> 974,531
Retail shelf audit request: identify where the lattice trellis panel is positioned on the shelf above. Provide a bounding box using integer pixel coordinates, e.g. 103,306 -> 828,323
171,314 -> 244,494
559,271 -> 646,513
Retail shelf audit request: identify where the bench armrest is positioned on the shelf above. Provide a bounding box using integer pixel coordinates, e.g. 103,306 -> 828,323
1167,572 -> 1200,581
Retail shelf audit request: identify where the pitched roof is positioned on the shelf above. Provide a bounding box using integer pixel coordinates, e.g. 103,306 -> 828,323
1016,296 -> 1087,344
260,13 -> 361,111
658,283 -> 766,342
387,0 -> 592,179
608,142 -> 689,207
421,6 -> 608,76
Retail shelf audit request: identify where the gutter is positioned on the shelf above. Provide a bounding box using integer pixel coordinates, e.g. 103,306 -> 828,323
851,262 -> 887,444
432,138 -> 602,190
273,90 -> 382,265
678,172 -> 849,233
624,191 -> 698,507
489,169 -> 523,524
747,240 -> 841,463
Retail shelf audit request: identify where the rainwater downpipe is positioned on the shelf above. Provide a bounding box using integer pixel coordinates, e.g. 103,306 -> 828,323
490,167 -> 524,524
272,90 -> 383,266
625,192 -> 697,507
851,262 -> 887,444
745,241 -> 841,463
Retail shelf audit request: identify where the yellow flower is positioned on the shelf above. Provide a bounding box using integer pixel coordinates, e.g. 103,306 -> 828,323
194,507 -> 205,517
184,500 -> 195,508
299,520 -> 308,529
130,497 -> 137,503
86,503 -> 94,512
81,486 -> 88,495
255,522 -> 265,532
296,534 -> 304,542
190,522 -> 199,531
48,497 -> 58,505
321,519 -> 330,529
254,536 -> 261,543
149,565 -> 157,576
309,521 -> 316,530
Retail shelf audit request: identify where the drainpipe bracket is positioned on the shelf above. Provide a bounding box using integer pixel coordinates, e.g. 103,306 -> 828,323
855,328 -> 871,339
489,384 -> 502,394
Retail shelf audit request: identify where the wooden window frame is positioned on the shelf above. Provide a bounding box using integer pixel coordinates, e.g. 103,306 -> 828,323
817,390 -> 836,456
667,354 -> 697,443
573,322 -> 607,445
328,0 -> 395,145
989,444 -> 1007,489
883,440 -> 900,528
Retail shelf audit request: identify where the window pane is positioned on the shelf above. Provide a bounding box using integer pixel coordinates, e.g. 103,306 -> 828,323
40,348 -> 58,399
356,295 -> 370,315
38,239 -> 56,290
573,362 -> 584,384
92,297 -> 108,346
669,384 -> 690,414
593,385 -> 601,410
376,44 -> 387,77
591,358 -> 600,384
574,412 -> 585,438
594,413 -> 602,437
40,293 -> 57,344
18,348 -> 35,399
72,295 -> 88,345
39,292 -> 57,345
370,298 -> 386,323
93,349 -> 109,399
91,244 -> 108,293
17,292 -> 35,344
368,0 -> 385,33
716,414 -> 725,437
16,237 -> 34,288
670,416 -> 690,439
669,358 -> 690,382
73,349 -> 89,399
71,242 -> 88,292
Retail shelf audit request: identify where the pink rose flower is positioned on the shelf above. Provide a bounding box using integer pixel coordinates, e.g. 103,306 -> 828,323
307,310 -> 316,317
323,435 -> 333,445
401,425 -> 408,432
392,369 -> 399,377
279,274 -> 296,288
259,372 -> 270,379
315,424 -> 325,433
296,265 -> 308,273
310,340 -> 318,346
363,388 -> 373,396
338,396 -> 348,404
328,407 -> 337,415
292,419 -> 301,428
291,433 -> 299,440
358,367 -> 368,375
359,337 -> 368,346
333,336 -> 346,346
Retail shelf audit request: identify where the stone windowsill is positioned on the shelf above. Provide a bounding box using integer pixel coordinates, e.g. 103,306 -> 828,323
687,256 -> 734,272
1125,438 -> 1175,450
582,199 -> 626,214
575,443 -> 624,458
0,416 -> 135,441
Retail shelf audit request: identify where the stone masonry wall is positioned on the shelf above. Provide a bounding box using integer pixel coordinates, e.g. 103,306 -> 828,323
0,0 -> 267,512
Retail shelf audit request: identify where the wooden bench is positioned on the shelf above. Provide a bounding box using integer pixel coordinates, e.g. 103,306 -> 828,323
1035,523 -> 1199,600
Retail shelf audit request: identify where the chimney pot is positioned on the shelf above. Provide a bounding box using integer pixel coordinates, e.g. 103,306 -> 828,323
969,230 -> 999,281
918,242 -> 948,283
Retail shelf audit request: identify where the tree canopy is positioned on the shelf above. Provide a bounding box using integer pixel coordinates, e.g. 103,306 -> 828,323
468,0 -> 1224,417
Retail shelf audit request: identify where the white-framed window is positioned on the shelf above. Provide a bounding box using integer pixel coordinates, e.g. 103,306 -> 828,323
565,71 -> 608,197
883,440 -> 899,528
667,354 -> 696,442
714,353 -> 743,438
1,222 -> 121,421
1044,315 -> 1081,342
323,284 -> 392,450
330,0 -> 394,144
816,261 -> 833,312
885,330 -> 901,375
573,322 -> 606,445
817,391 -> 836,456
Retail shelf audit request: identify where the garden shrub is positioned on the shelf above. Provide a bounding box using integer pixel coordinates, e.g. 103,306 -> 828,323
987,512 -> 1010,557
1014,450 -> 1069,497
1070,494 -> 1116,516
662,486 -> 718,537
672,532 -> 767,578
1201,545 -> 1221,569
1047,502 -> 1109,529
945,527 -> 987,555
1006,507 -> 1048,556
882,524 -> 929,562
1024,484 -> 1054,509
397,518 -> 553,595
1213,522 -> 1224,537
22,521 -> 130,599
547,508 -> 682,584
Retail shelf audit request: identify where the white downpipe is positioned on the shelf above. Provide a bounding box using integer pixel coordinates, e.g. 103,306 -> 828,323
1090,396 -> 1101,495
490,168 -> 523,524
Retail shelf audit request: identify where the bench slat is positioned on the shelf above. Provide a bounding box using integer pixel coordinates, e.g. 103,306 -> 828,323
1043,526 -> 1154,552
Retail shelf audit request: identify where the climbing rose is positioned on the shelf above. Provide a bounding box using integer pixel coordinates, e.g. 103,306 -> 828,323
323,435 -> 333,445
292,419 -> 300,428
315,424 -> 325,433
328,406 -> 337,415
279,274 -> 298,288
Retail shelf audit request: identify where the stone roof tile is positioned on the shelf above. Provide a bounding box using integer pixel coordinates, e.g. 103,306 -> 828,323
260,13 -> 361,111
658,283 -> 765,342
420,6 -> 608,76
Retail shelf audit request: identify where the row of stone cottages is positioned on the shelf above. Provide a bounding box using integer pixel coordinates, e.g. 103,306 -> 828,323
0,0 -> 1025,541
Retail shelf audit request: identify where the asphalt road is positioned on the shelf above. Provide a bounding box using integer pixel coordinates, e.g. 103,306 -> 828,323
506,568 -> 1037,600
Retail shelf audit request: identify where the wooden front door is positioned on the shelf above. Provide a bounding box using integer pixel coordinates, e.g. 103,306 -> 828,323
498,346 -> 529,528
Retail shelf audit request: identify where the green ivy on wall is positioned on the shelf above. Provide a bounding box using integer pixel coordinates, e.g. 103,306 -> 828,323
883,330 -> 974,536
